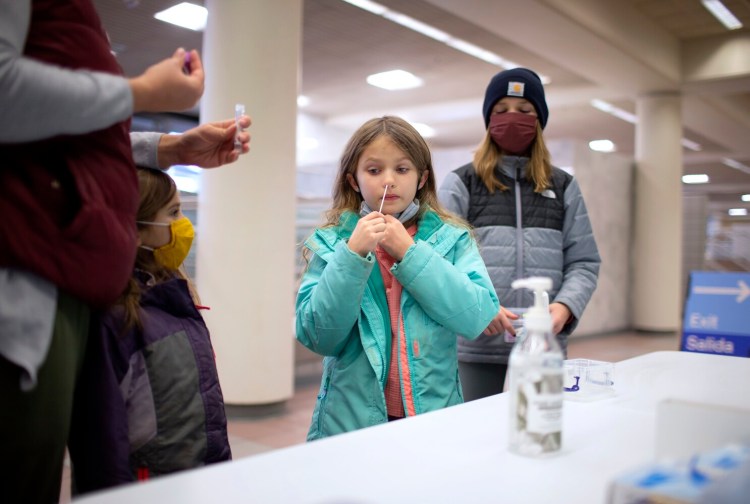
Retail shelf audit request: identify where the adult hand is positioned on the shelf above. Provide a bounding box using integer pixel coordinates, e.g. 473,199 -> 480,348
549,302 -> 572,335
483,306 -> 518,336
348,212 -> 386,257
378,215 -> 414,261
129,48 -> 205,113
156,115 -> 252,169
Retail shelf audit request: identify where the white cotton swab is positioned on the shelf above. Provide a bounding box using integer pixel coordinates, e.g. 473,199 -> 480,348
378,185 -> 389,213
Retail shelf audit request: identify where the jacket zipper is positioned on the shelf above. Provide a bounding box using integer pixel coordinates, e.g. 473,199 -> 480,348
397,307 -> 418,417
514,163 -> 524,307
316,372 -> 331,433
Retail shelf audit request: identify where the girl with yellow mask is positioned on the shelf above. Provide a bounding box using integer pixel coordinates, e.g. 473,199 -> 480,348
68,167 -> 230,493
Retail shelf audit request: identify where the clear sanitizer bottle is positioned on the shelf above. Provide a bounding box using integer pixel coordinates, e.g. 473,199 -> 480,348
507,276 -> 563,457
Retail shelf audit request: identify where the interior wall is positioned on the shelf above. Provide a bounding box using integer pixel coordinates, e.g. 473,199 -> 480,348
568,142 -> 634,336
683,194 -> 709,284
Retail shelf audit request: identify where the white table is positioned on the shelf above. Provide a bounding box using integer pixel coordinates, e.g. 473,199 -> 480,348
78,351 -> 750,503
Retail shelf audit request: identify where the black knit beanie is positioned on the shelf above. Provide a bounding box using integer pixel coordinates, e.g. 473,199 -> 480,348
482,68 -> 548,129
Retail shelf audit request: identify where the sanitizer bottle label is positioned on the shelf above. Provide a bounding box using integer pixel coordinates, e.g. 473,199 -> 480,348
509,353 -> 563,456
524,370 -> 563,434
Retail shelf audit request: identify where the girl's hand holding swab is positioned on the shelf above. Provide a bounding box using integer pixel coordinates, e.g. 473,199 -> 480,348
348,212 -> 386,257
378,214 -> 414,261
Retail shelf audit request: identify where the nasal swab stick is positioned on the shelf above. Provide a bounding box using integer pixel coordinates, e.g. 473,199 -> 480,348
378,185 -> 389,213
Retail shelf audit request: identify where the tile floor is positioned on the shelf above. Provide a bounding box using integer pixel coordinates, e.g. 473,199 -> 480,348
61,330 -> 680,502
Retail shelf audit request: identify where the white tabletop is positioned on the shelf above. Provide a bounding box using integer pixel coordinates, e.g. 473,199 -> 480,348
78,351 -> 750,504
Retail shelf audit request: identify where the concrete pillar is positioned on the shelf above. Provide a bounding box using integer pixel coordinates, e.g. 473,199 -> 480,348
197,0 -> 301,404
632,92 -> 683,331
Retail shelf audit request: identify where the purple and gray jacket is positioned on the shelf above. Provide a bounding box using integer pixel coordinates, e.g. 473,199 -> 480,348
69,273 -> 231,493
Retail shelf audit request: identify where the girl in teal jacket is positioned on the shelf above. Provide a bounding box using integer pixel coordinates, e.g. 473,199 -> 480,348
296,116 -> 499,440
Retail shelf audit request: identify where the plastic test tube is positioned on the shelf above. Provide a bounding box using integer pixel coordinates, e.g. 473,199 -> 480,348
234,103 -> 245,151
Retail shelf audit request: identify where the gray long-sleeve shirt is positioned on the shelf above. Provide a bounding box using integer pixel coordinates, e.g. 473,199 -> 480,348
0,0 -> 162,390
0,0 -> 132,142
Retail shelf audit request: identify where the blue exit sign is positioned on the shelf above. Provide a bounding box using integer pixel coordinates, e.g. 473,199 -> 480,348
681,271 -> 750,358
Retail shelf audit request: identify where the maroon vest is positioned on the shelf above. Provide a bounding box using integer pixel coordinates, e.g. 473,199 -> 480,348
0,0 -> 138,308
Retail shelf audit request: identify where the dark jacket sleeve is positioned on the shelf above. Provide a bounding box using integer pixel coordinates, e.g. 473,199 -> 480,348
68,312 -> 134,494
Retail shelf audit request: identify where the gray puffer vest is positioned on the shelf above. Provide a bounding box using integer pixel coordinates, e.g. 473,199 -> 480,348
438,156 -> 600,364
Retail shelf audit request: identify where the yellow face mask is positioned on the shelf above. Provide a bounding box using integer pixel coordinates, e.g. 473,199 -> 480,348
138,217 -> 195,270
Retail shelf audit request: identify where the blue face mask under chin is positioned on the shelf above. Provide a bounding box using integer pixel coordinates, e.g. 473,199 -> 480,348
360,199 -> 420,224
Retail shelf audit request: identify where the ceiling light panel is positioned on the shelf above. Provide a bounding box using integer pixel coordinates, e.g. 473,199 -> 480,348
589,139 -> 616,152
154,2 -> 207,31
722,158 -> 750,175
701,0 -> 743,30
340,0 -> 547,80
341,0 -> 387,16
366,70 -> 423,90
382,12 -> 451,42
682,174 -> 710,184
590,99 -> 637,124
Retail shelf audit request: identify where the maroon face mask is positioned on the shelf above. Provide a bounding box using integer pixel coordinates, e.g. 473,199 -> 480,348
489,113 -> 538,154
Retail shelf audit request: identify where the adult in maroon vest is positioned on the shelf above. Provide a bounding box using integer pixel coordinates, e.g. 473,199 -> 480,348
0,1 -> 206,501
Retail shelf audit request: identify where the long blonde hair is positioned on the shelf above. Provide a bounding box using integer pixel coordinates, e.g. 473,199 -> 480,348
119,167 -> 199,331
472,122 -> 552,193
326,116 -> 462,227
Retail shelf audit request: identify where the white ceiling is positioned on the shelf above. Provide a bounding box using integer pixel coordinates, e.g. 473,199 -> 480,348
94,0 -> 750,213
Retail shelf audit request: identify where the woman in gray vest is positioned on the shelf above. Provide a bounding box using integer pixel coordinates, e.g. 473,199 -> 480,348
437,68 -> 600,400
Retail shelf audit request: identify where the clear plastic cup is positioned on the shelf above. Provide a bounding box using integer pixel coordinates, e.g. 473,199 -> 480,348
503,308 -> 528,343
563,358 -> 615,401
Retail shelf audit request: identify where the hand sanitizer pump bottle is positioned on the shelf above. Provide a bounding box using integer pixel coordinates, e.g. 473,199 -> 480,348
507,276 -> 563,457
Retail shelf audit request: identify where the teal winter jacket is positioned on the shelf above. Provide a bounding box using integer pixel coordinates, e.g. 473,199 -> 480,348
296,209 -> 499,440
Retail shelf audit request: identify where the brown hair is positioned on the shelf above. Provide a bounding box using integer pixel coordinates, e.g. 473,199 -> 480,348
325,116 -> 463,227
119,167 -> 198,331
472,122 -> 552,193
